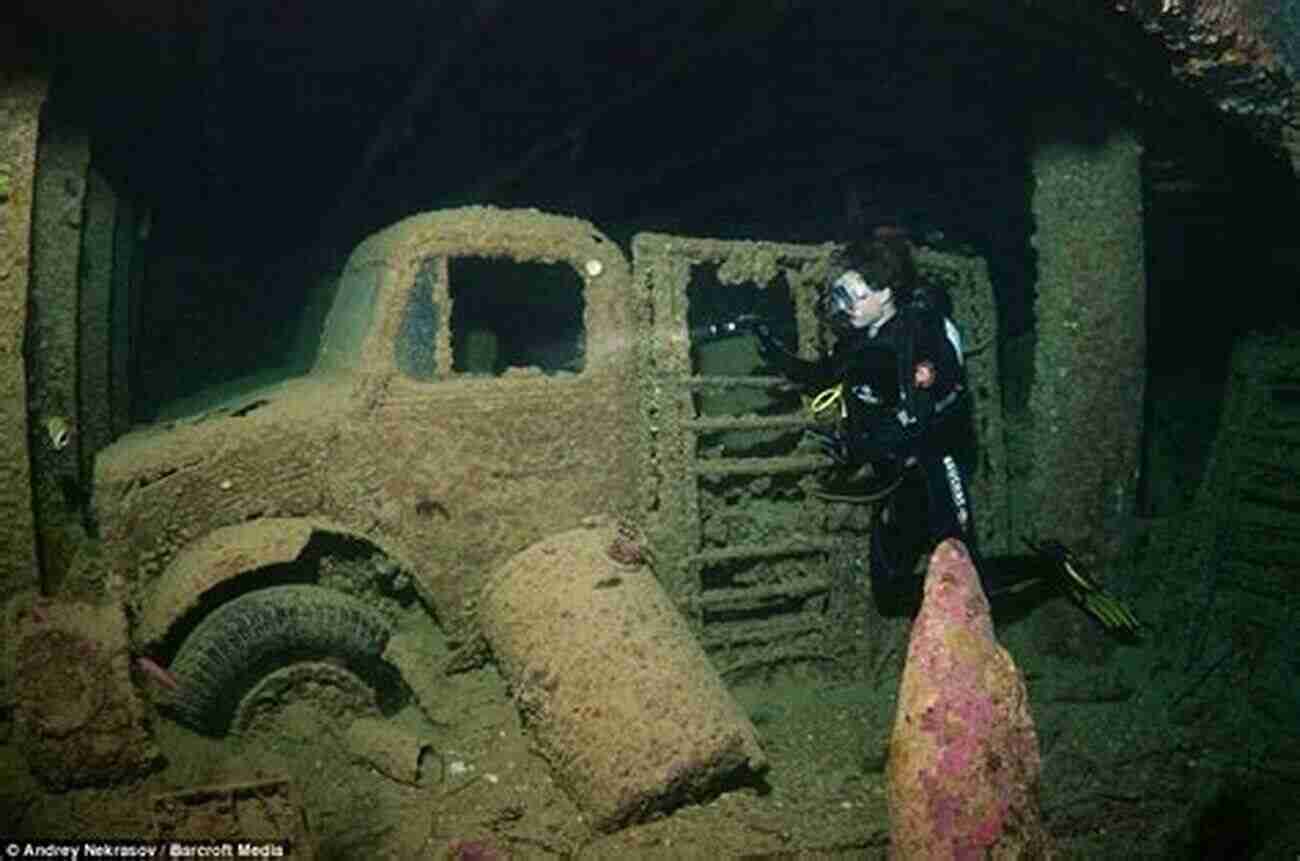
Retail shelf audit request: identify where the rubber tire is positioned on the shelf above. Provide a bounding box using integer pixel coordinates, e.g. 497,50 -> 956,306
167,584 -> 397,735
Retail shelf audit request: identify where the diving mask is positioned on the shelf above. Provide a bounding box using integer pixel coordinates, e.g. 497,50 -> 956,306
824,270 -> 876,322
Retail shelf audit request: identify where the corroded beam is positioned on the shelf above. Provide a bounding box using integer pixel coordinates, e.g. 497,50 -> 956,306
0,71 -> 48,596
942,0 -> 1297,172
1110,0 -> 1298,172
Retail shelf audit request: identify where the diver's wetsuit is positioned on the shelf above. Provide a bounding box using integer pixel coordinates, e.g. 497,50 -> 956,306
854,304 -> 974,608
765,299 -> 977,606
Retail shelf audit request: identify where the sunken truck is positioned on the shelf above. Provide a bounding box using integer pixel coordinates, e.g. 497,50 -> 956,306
9,205 -> 1003,834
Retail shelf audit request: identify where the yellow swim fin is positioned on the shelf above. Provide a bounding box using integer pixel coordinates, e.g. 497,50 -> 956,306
1023,537 -> 1143,635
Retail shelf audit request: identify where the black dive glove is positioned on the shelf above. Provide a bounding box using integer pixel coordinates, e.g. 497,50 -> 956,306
753,323 -> 827,386
806,427 -> 851,464
810,423 -> 906,466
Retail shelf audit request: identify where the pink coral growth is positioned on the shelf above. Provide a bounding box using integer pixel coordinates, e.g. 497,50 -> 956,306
135,655 -> 179,691
887,539 -> 1052,858
447,838 -> 507,860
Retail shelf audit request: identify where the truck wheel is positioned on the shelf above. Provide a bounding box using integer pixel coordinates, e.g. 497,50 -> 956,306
167,584 -> 403,735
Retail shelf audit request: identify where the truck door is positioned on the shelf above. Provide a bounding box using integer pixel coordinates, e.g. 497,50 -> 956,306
632,232 -> 1006,678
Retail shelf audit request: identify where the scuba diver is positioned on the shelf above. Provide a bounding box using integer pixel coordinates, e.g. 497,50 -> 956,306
750,232 -> 1140,632
753,232 -> 978,610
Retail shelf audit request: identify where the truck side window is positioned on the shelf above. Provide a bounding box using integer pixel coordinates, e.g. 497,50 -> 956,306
449,257 -> 585,376
394,258 -> 441,381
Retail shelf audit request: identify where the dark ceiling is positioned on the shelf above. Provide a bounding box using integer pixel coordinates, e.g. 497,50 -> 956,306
19,1 -> 1085,256
11,0 -> 1300,428
13,0 -> 1299,353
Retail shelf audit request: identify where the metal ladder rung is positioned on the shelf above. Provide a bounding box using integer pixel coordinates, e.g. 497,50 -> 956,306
688,540 -> 837,567
697,576 -> 831,612
1239,432 -> 1300,449
692,455 -> 830,476
700,615 -> 825,649
685,414 -> 816,433
681,374 -> 803,390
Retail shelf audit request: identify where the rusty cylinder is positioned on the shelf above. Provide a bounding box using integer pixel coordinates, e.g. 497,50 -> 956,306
479,520 -> 766,832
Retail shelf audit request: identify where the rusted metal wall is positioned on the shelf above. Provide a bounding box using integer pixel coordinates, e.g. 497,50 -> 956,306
0,73 -> 49,597
27,94 -> 91,595
1113,0 -> 1298,172
78,167 -> 120,492
1023,110 -> 1147,564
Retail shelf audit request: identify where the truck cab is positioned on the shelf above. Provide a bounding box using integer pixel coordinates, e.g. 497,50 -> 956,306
93,207 -> 640,656
89,204 -> 1001,694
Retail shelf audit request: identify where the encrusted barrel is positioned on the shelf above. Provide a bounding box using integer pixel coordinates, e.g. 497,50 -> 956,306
479,520 -> 767,832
